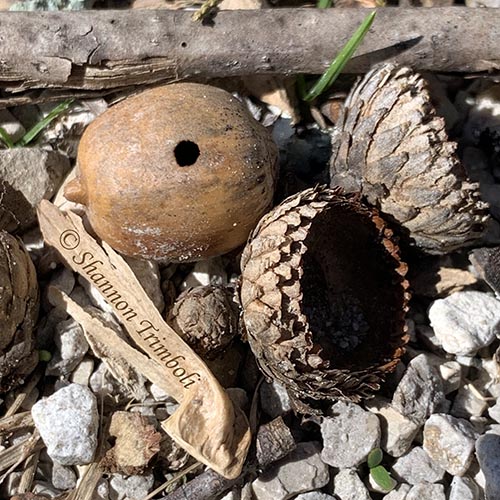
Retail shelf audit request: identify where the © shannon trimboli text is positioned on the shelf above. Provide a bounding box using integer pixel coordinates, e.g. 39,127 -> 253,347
70,248 -> 201,389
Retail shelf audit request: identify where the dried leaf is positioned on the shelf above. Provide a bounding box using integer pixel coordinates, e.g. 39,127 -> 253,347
38,201 -> 250,479
330,63 -> 489,254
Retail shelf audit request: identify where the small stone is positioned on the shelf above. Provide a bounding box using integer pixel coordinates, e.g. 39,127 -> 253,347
448,476 -> 481,500
180,258 -> 228,290
46,319 -> 89,376
321,401 -> 380,468
70,357 -> 94,386
428,291 -> 500,355
10,0 -> 94,10
251,442 -> 329,500
488,401 -> 500,423
333,469 -> 372,500
470,246 -> 500,297
109,473 -> 154,500
0,108 -> 25,142
476,433 -> 500,500
391,447 -> 445,485
406,483 -> 446,500
150,383 -> 172,402
437,360 -> 462,395
392,354 -> 446,425
423,414 -> 477,476
294,493 -> 335,500
49,267 -> 75,296
383,484 -> 411,500
260,380 -> 292,418
227,387 -> 249,411
451,385 -> 488,419
0,148 -> 70,232
124,257 -> 164,313
365,397 -> 420,457
51,461 -> 77,490
31,481 -> 63,498
32,384 -> 98,465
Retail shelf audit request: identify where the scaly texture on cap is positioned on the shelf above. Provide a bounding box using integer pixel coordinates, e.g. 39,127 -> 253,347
330,63 -> 488,254
240,186 -> 409,413
0,231 -> 39,392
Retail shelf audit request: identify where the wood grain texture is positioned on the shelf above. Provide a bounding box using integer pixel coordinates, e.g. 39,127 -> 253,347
0,8 -> 499,91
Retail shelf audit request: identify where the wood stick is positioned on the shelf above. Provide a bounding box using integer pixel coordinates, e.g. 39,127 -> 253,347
0,8 -> 498,92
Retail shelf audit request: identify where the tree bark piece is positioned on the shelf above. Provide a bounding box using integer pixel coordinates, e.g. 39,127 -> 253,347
0,8 -> 498,92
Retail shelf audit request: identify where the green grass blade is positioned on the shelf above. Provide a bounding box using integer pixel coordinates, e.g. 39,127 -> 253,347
16,99 -> 74,147
317,0 -> 332,8
303,11 -> 376,102
367,447 -> 383,468
0,127 -> 15,148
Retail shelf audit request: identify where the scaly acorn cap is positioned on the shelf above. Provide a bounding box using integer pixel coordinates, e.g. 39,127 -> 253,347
240,186 -> 410,413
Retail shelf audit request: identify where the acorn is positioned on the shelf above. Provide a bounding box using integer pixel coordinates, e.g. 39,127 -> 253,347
65,83 -> 279,262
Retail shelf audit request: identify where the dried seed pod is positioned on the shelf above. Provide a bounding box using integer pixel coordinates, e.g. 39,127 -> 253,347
240,186 -> 409,411
167,285 -> 240,359
330,63 -> 488,255
0,231 -> 39,392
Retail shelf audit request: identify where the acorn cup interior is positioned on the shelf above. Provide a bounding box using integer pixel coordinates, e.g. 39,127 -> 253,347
301,202 -> 407,372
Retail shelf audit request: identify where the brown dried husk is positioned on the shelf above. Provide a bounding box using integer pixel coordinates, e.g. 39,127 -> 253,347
0,231 -> 39,392
330,63 -> 488,255
240,186 -> 409,412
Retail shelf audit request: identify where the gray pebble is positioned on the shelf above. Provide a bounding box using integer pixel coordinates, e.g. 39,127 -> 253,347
489,401 -> 500,423
52,461 -> 77,490
392,354 -> 447,425
32,383 -> 98,465
46,318 -> 89,376
428,291 -> 500,355
333,469 -> 372,500
366,396 -> 420,457
448,476 -> 481,500
383,484 -> 411,500
294,493 -> 336,500
109,473 -> 154,500
260,380 -> 292,418
391,446 -> 445,485
476,433 -> 500,500
321,401 -> 380,468
125,256 -> 164,313
252,442 -> 329,500
451,385 -> 488,419
406,483 -> 446,500
423,413 -> 477,475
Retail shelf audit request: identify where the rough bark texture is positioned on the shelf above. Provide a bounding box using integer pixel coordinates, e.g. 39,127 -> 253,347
240,186 -> 409,413
330,63 -> 489,255
0,231 -> 39,393
0,8 -> 498,92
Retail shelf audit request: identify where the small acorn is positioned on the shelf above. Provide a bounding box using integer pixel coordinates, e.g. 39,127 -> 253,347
65,83 -> 278,262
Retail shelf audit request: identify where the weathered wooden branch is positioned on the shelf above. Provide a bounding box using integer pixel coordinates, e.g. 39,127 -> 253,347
0,8 -> 499,92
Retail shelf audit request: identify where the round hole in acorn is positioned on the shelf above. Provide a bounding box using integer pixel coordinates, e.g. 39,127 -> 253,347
174,140 -> 200,167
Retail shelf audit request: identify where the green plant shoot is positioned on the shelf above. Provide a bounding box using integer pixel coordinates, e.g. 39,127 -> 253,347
317,0 -> 333,9
370,465 -> 396,492
367,447 -> 383,468
0,127 -> 15,148
299,10 -> 376,102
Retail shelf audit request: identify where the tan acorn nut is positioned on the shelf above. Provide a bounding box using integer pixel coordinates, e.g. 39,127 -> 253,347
240,186 -> 410,412
330,63 -> 488,254
167,285 -> 240,360
0,231 -> 39,393
65,83 -> 278,262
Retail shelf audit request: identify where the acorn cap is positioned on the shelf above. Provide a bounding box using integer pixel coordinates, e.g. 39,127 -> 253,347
240,186 -> 409,412
330,63 -> 488,255
0,231 -> 39,392
67,83 -> 278,262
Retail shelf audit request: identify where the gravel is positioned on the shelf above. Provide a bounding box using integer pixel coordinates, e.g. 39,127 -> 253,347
391,446 -> 445,485
476,433 -> 500,500
333,469 -> 372,500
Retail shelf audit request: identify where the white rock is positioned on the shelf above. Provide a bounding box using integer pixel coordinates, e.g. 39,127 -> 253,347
428,291 -> 500,355
0,108 -> 25,142
437,360 -> 462,394
448,476 -> 481,500
383,484 -> 411,500
96,479 -> 110,500
476,433 -> 500,500
32,481 -> 64,498
391,447 -> 445,485
46,318 -> 89,376
321,401 -> 380,468
251,442 -> 329,500
32,384 -> 98,465
260,380 -> 292,418
52,461 -> 77,490
423,413 -> 477,475
406,483 -> 446,500
294,493 -> 336,500
392,354 -> 446,425
333,469 -> 372,500
70,357 -> 95,386
125,257 -> 164,313
451,385 -> 488,419
109,473 -> 154,500
488,401 -> 500,423
366,397 -> 420,457
180,258 -> 228,290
